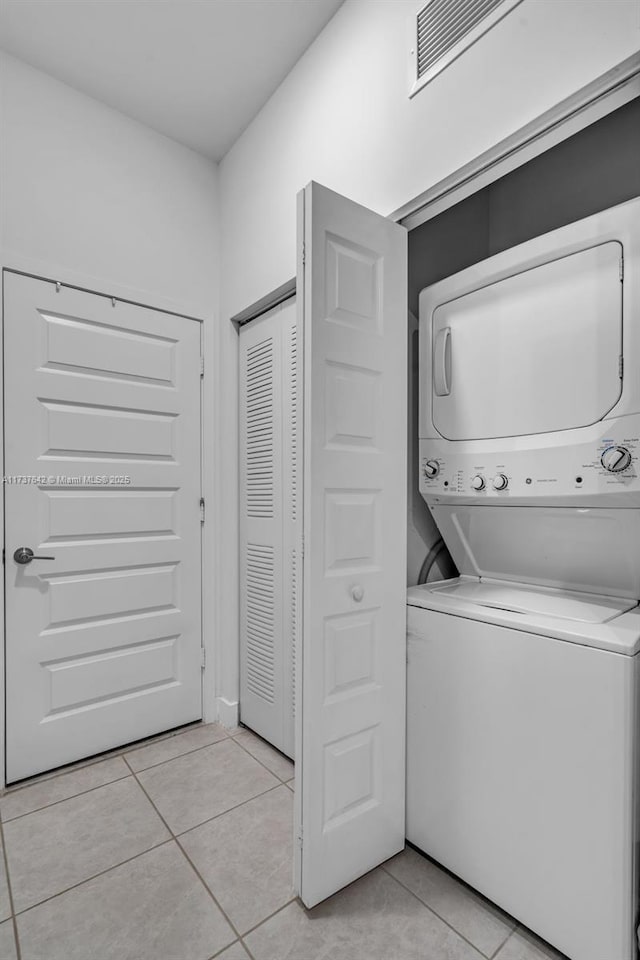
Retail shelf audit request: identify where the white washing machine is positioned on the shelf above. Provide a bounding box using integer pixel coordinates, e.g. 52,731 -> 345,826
411,197 -> 640,960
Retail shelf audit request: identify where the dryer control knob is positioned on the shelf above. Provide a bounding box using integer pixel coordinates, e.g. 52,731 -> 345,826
423,460 -> 440,479
601,446 -> 632,472
493,474 -> 509,491
471,475 -> 485,490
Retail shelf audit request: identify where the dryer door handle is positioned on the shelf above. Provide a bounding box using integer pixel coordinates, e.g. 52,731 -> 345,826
434,327 -> 452,397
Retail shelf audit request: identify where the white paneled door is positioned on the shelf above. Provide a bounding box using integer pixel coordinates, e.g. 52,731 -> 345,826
4,273 -> 203,783
295,183 -> 408,907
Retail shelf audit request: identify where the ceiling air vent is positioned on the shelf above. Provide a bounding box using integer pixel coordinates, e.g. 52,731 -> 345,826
409,0 -> 522,97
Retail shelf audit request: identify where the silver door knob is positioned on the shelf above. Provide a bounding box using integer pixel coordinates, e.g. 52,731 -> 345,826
351,585 -> 364,602
13,547 -> 56,565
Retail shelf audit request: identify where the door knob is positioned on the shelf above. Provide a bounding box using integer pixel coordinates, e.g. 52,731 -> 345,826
351,585 -> 364,602
13,547 -> 55,565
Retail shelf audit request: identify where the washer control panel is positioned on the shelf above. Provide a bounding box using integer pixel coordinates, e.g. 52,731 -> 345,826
419,424 -> 640,502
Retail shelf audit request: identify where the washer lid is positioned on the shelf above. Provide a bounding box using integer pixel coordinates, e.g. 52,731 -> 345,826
428,578 -> 635,623
407,577 -> 640,655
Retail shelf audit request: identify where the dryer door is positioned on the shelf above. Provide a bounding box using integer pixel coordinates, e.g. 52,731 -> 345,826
431,242 -> 623,441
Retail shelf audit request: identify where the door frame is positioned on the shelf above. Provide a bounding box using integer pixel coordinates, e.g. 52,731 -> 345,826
0,253 -> 216,790
393,51 -> 640,230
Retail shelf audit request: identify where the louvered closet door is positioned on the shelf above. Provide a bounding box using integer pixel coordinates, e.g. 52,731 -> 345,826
239,300 -> 298,758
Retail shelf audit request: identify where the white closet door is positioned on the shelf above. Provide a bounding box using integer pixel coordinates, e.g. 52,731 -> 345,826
239,301 -> 297,757
4,273 -> 203,782
295,182 -> 408,907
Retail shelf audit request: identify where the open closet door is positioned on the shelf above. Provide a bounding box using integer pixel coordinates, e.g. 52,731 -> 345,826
295,181 -> 408,907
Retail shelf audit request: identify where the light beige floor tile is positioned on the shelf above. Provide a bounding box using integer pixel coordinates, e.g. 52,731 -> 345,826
126,723 -> 228,772
138,739 -> 279,835
0,920 -> 16,960
285,781 -> 294,792
4,777 -> 169,912
1,757 -> 129,822
214,942 -> 251,959
0,838 -> 11,923
494,927 -> 568,960
16,842 -> 235,960
245,868 -> 483,960
181,785 -> 294,934
233,730 -> 294,782
385,847 -> 516,956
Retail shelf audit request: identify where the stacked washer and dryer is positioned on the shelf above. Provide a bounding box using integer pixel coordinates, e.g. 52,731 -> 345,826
408,198 -> 640,960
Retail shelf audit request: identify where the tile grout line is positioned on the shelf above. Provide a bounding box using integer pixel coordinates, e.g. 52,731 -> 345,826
0,770 -> 132,824
4,736 -> 285,919
229,734 -> 294,786
3,727 -> 289,956
134,729 -> 294,958
241,938 -> 257,960
491,924 -> 568,960
234,895 -> 299,942
0,720 -> 213,797
123,752 -> 246,950
380,862 -> 489,959
2,724 -> 235,823
2,752 -> 129,795
123,751 -> 294,960
402,840 -> 520,932
0,814 -> 22,960
209,941 -> 240,960
173,780 -> 285,840
174,833 -> 245,949
125,731 -> 233,775
10,838 -> 173,919
208,933 -> 257,960
2,723 -> 263,804
488,925 -> 519,960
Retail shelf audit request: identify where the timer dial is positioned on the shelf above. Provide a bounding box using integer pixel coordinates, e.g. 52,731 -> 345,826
471,475 -> 485,491
423,460 -> 440,479
493,474 -> 509,491
601,446 -> 632,473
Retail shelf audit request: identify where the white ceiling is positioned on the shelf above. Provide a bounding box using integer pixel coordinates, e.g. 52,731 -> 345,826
0,0 -> 344,161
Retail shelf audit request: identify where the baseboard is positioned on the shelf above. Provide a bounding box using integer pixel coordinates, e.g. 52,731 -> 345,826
216,696 -> 239,729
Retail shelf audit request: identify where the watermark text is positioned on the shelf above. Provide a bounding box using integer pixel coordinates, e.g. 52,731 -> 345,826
3,475 -> 132,485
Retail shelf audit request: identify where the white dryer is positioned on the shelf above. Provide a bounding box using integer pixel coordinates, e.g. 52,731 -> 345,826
410,197 -> 640,960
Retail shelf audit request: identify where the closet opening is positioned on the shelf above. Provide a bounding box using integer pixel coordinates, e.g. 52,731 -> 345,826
238,92 -> 640,759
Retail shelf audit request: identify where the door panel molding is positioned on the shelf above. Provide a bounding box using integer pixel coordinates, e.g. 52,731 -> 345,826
295,181 -> 407,908
2,268 -> 207,784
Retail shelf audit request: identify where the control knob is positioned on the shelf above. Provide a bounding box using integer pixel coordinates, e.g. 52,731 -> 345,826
423,460 -> 440,479
471,475 -> 485,491
601,446 -> 632,473
493,474 -> 509,491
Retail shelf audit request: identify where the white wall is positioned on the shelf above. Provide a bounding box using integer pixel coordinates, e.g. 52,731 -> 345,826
0,52 -> 221,741
216,0 -> 640,718
219,0 -> 640,318
0,52 -> 219,319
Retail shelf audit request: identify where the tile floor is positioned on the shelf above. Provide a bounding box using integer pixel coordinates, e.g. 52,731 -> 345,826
0,723 -> 567,960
